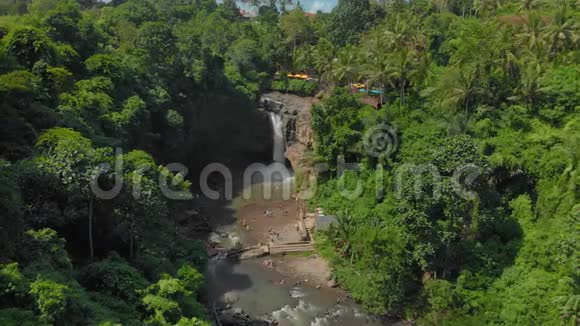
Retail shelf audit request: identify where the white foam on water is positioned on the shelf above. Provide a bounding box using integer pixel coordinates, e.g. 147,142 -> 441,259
272,300 -> 320,325
289,287 -> 308,298
311,316 -> 331,326
208,232 -> 222,244
309,305 -> 378,326
353,308 -> 367,319
209,225 -> 243,249
205,251 -> 227,280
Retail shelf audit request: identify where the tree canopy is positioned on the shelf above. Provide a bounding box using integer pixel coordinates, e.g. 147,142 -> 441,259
0,0 -> 578,324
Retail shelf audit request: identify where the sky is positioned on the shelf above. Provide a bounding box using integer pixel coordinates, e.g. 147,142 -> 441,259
298,0 -> 337,13
236,0 -> 338,14
99,0 -> 338,15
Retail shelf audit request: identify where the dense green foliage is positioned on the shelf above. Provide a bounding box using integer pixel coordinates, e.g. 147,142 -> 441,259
0,0 -> 286,324
305,1 -> 580,324
0,0 -> 578,324
271,77 -> 319,96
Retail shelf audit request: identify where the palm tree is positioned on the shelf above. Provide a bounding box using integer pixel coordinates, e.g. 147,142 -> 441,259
554,275 -> 580,326
383,12 -> 425,52
508,53 -> 545,109
518,0 -> 541,13
293,45 -> 314,73
557,118 -> 580,198
543,2 -> 579,57
430,0 -> 450,13
332,212 -> 357,260
376,13 -> 428,106
494,26 -> 520,79
516,10 -> 549,59
360,34 -> 391,103
435,65 -> 478,114
280,7 -> 313,55
473,0 -> 504,17
387,48 -> 417,107
331,45 -> 359,86
312,38 -> 337,85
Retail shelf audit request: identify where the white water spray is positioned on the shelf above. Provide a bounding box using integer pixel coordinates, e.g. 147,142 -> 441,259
269,111 -> 285,163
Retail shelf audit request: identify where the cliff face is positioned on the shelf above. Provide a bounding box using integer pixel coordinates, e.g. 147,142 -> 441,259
284,106 -> 313,171
183,92 -> 273,168
260,92 -> 314,171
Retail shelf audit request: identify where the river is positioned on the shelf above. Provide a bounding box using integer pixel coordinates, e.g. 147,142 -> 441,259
198,168 -> 388,326
195,101 -> 389,325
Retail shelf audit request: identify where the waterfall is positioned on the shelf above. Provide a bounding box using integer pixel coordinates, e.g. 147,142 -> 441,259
269,111 -> 285,163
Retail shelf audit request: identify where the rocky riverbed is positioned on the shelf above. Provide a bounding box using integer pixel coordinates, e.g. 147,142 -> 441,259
188,93 -> 396,325
196,173 -> 386,326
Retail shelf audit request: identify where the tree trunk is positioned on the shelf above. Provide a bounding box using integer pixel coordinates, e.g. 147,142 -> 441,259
129,219 -> 134,259
130,233 -> 134,259
400,78 -> 405,109
89,197 -> 94,260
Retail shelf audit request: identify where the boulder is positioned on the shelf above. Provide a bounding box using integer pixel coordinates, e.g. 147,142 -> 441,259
233,307 -> 244,315
327,279 -> 338,288
239,246 -> 270,260
285,143 -> 306,172
222,291 -> 240,304
295,111 -> 313,146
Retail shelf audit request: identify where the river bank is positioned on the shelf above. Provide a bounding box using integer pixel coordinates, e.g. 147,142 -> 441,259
182,163 -> 393,325
183,92 -> 395,325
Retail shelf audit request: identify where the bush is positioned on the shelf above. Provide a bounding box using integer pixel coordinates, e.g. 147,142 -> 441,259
0,308 -> 46,326
288,79 -> 318,96
4,27 -> 54,68
270,78 -> 319,96
175,317 -> 211,326
85,54 -> 124,81
78,253 -> 149,304
0,263 -> 30,304
423,279 -> 459,313
29,277 -> 71,323
540,65 -> 580,112
177,265 -> 204,293
270,79 -> 287,92
141,274 -> 191,324
140,268 -> 208,324
166,109 -> 184,128
133,254 -> 175,281
0,70 -> 39,95
173,240 -> 207,271
18,228 -> 72,273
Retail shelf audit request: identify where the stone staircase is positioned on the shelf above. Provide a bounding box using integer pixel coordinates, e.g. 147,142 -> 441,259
236,241 -> 315,260
234,203 -> 318,260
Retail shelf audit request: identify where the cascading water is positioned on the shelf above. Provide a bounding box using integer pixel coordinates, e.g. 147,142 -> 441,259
269,111 -> 285,163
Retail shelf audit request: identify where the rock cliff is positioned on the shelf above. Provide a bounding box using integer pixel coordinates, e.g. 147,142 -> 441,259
259,92 -> 315,172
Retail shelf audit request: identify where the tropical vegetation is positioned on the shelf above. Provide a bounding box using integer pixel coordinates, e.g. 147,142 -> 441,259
0,0 -> 578,324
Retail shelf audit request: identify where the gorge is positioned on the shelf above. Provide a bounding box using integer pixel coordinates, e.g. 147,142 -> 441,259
199,93 -> 389,326
0,1 -> 576,324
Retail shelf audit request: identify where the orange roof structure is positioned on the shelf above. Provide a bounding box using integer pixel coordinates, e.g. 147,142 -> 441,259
287,73 -> 310,79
